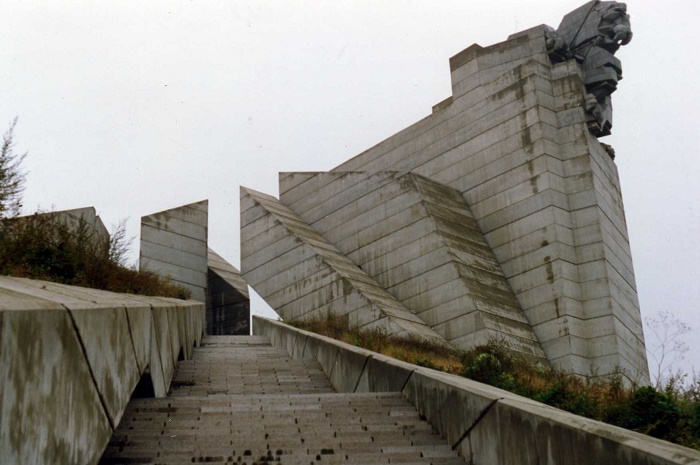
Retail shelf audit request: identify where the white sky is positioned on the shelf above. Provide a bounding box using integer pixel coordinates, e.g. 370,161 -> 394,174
2,0 -> 698,379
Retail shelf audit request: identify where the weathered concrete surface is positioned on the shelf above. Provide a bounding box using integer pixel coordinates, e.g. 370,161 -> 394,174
206,248 -> 250,335
101,336 -> 465,464
0,276 -> 205,465
140,200 -> 208,302
254,317 -> 700,465
319,23 -> 648,383
241,186 -> 447,345
280,170 -> 547,363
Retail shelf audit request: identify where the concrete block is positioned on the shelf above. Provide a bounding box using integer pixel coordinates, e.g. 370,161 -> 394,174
466,396 -> 699,465
329,346 -> 372,393
148,319 -> 168,397
507,259 -> 579,294
207,249 -> 250,336
140,200 -> 208,303
302,332 -> 321,360
242,237 -> 311,285
492,223 -> 574,265
403,368 -> 521,450
500,241 -> 577,278
140,257 -> 207,289
142,214 -> 206,242
124,305 -> 152,373
365,355 -> 416,392
139,240 -> 208,273
151,306 -> 175,390
279,171 -> 318,199
464,151 -> 554,205
0,306 -> 113,465
291,333 -> 307,359
289,172 -> 399,224
479,184 -> 569,236
242,187 -> 446,344
141,225 -> 207,258
487,206 -> 571,250
315,338 -> 340,379
68,305 -> 140,427
516,277 -> 582,310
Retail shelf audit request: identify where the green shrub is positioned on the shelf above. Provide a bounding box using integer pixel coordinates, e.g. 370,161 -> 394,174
609,386 -> 681,439
0,212 -> 189,299
463,353 -> 504,385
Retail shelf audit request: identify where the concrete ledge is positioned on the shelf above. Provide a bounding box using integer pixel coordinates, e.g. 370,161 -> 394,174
253,316 -> 700,465
0,277 -> 205,465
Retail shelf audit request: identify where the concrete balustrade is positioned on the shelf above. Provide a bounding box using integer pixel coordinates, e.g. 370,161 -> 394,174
0,277 -> 205,465
253,316 -> 700,465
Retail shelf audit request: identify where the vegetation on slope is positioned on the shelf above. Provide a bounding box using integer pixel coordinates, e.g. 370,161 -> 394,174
291,313 -> 700,450
0,213 -> 190,299
0,117 -> 188,299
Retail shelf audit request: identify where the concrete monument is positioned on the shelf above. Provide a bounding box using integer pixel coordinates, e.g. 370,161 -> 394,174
240,2 -> 648,384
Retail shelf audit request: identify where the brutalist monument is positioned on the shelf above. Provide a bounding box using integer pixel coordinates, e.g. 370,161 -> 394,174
241,1 -> 648,384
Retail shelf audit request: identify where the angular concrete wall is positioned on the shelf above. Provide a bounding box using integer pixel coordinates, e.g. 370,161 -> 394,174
206,248 -> 250,335
241,187 -> 446,344
328,26 -> 647,383
140,200 -> 208,303
280,171 -> 546,363
0,276 -> 204,465
254,317 -> 699,465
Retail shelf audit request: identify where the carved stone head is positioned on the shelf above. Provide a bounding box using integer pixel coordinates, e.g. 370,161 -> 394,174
597,2 -> 633,52
548,1 -> 634,137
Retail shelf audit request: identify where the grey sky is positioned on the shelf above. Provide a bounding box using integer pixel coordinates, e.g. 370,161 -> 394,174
2,0 -> 698,379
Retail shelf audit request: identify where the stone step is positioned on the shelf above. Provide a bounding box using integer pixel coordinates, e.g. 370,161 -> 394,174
100,336 -> 465,465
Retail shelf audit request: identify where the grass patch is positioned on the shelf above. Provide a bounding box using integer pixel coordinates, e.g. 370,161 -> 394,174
291,312 -> 700,450
0,212 -> 190,299
291,313 -> 463,374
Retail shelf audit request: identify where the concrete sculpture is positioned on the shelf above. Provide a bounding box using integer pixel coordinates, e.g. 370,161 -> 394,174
547,1 -> 632,137
140,200 -> 209,302
140,201 -> 251,334
207,248 -> 250,335
241,2 -> 648,384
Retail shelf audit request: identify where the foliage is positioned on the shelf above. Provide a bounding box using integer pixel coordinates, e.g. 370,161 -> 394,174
0,118 -> 27,219
290,312 -> 463,374
0,212 -> 190,299
293,312 -> 700,450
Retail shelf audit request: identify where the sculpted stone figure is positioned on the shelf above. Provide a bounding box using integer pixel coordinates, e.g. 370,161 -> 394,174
547,1 -> 632,137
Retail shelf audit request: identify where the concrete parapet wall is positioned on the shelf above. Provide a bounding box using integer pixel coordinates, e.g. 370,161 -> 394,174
253,316 -> 699,465
0,277 -> 205,465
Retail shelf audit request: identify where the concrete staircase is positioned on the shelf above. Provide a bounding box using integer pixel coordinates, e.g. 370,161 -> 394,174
100,336 -> 466,465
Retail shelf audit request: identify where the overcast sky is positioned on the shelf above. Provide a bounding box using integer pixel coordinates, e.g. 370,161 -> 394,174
2,0 -> 698,379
